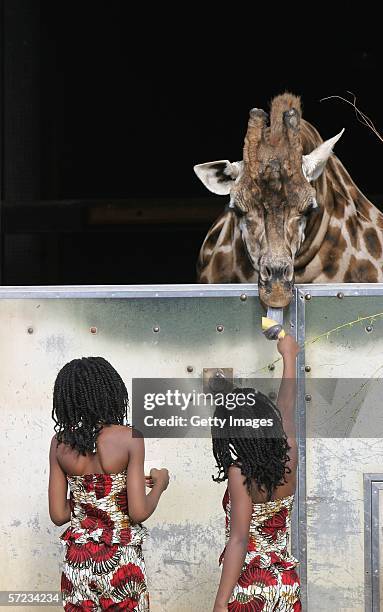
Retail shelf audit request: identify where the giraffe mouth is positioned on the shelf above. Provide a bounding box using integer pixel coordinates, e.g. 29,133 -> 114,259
258,278 -> 294,308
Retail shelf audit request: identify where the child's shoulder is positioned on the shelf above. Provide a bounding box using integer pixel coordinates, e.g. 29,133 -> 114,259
103,423 -> 136,438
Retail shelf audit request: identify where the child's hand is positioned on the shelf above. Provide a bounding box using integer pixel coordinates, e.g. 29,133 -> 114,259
145,475 -> 154,488
150,467 -> 170,492
277,334 -> 300,358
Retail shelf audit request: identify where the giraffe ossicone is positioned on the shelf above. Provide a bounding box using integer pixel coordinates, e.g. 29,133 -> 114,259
194,93 -> 383,308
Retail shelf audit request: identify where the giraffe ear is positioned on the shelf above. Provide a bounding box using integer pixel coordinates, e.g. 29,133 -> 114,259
193,160 -> 243,195
302,129 -> 345,182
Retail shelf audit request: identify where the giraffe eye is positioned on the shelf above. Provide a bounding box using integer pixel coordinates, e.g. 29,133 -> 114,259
304,197 -> 318,215
308,197 -> 318,210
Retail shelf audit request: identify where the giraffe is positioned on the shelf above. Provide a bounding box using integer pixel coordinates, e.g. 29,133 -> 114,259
194,93 -> 383,307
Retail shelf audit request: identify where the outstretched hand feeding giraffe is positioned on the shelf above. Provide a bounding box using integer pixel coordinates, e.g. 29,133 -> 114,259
194,93 -> 383,308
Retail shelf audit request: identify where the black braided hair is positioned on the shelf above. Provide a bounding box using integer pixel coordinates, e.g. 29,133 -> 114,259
211,387 -> 291,501
52,356 -> 129,455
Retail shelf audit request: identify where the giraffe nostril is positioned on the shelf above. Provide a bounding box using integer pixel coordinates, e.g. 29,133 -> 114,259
260,260 -> 294,282
283,263 -> 294,281
260,264 -> 273,281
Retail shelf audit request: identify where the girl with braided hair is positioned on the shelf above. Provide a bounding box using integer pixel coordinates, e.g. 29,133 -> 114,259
212,335 -> 301,612
48,356 -> 169,611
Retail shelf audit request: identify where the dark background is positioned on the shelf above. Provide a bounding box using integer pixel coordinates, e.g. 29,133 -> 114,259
1,1 -> 382,284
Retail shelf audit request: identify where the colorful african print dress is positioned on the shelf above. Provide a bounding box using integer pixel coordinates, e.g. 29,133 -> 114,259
220,488 -> 301,611
60,469 -> 149,611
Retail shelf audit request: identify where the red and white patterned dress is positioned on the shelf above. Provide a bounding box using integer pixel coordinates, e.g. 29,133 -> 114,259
219,488 -> 301,611
60,469 -> 149,611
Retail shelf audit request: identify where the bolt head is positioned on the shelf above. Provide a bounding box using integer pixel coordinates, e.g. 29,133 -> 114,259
305,293 -> 311,301
240,293 -> 247,302
305,393 -> 312,402
305,365 -> 311,373
268,363 -> 275,371
366,324 -> 373,333
153,325 -> 160,333
90,326 -> 97,334
27,326 -> 34,334
337,292 -> 344,299
216,324 -> 224,333
186,365 -> 194,373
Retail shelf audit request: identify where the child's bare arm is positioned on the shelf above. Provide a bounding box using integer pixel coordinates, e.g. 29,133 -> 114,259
276,335 -> 300,470
125,430 -> 169,523
48,435 -> 71,526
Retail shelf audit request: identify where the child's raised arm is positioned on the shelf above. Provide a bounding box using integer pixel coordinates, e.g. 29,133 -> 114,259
276,334 -> 300,473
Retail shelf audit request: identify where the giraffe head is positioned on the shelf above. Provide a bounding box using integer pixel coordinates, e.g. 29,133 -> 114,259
194,94 -> 344,307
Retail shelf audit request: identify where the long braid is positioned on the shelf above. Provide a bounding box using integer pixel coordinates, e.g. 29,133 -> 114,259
52,356 -> 129,455
212,387 -> 291,501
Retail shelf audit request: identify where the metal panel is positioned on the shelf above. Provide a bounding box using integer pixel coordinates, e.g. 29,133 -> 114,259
364,474 -> 383,612
295,288 -> 308,610
301,284 -> 383,612
2,282 -> 383,611
0,286 -> 288,611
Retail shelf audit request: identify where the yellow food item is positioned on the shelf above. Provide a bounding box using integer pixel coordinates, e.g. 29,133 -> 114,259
261,317 -> 286,339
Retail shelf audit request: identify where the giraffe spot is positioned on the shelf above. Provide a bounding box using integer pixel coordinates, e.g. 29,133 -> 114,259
347,185 -> 358,201
212,251 -> 234,282
319,226 -> 347,279
343,255 -> 378,282
231,273 -> 242,282
238,245 -> 256,279
332,196 -> 346,220
376,214 -> 383,231
346,216 -> 360,250
364,227 -> 382,259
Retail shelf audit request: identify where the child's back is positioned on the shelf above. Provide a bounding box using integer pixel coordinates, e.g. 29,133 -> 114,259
48,357 -> 169,611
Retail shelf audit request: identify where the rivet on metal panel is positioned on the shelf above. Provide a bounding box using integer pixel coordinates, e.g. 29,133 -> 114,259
365,324 -> 373,333
153,326 -> 160,333
90,326 -> 97,334
305,293 -> 311,301
216,324 -> 224,333
305,365 -> 311,373
268,363 -> 275,371
186,365 -> 194,373
27,327 -> 33,334
337,292 -> 344,299
240,293 -> 247,301
305,394 -> 312,402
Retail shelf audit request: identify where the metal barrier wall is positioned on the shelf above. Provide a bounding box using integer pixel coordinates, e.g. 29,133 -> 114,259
0,284 -> 382,611
297,284 -> 383,612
